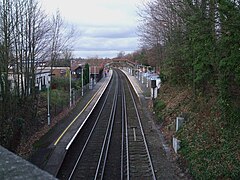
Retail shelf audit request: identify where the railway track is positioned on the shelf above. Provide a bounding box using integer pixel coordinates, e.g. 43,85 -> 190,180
57,69 -> 156,179
122,72 -> 156,180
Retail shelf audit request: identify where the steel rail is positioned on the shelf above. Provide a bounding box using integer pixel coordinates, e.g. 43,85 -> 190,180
94,74 -> 119,180
123,76 -> 130,180
55,77 -> 110,146
121,78 -> 124,180
121,76 -> 125,180
127,81 -> 157,180
59,69 -> 156,179
67,77 -> 114,180
65,79 -> 111,150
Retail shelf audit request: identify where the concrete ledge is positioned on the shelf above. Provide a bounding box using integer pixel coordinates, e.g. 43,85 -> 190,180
0,146 -> 56,180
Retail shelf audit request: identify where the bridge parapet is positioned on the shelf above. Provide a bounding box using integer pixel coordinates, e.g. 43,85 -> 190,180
109,58 -> 136,68
0,146 -> 56,179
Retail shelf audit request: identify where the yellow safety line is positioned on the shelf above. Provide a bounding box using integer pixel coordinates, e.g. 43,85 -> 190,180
54,87 -> 102,146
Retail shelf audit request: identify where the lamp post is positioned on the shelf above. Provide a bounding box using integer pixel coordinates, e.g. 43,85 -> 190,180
69,66 -> 72,107
47,74 -> 51,126
81,67 -> 83,96
89,65 -> 92,90
94,65 -> 96,85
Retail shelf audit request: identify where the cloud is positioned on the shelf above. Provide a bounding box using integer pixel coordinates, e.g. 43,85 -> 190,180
41,0 -> 138,27
75,36 -> 138,51
39,0 -> 143,58
73,50 -> 134,59
81,26 -> 137,38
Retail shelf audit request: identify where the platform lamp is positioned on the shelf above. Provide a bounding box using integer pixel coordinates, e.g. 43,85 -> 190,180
47,73 -> 55,126
69,65 -> 72,107
47,74 -> 51,125
81,66 -> 84,96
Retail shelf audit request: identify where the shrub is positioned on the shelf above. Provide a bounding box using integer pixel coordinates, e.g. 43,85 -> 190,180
154,100 -> 166,123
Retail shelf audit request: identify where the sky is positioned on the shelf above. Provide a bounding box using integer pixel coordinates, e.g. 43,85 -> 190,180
39,0 -> 146,59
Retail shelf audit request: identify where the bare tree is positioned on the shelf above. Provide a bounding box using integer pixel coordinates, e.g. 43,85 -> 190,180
48,10 -> 76,67
0,0 -> 76,149
137,0 -> 189,73
117,51 -> 125,58
0,0 -> 16,124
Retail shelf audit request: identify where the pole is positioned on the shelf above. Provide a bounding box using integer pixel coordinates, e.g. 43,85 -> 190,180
94,66 -> 96,85
69,66 -> 72,107
89,65 -> 91,89
47,80 -> 50,126
81,67 -> 83,96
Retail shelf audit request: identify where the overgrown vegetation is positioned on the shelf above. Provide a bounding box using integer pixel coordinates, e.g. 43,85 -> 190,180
178,116 -> 240,179
153,99 -> 166,123
137,0 -> 240,178
156,83 -> 240,179
177,93 -> 240,178
47,77 -> 70,116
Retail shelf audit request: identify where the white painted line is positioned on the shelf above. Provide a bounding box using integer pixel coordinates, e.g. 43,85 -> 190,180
120,69 -> 141,98
66,71 -> 112,150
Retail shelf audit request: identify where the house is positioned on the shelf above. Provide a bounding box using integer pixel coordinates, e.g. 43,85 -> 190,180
71,64 -> 83,79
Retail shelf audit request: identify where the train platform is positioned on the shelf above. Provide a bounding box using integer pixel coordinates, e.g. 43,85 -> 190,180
43,68 -> 154,177
43,68 -> 150,176
120,67 -> 151,99
0,67 -> 154,180
0,71 -> 113,179
44,70 -> 112,176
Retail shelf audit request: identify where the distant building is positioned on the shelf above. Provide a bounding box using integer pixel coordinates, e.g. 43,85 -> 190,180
35,69 -> 51,91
